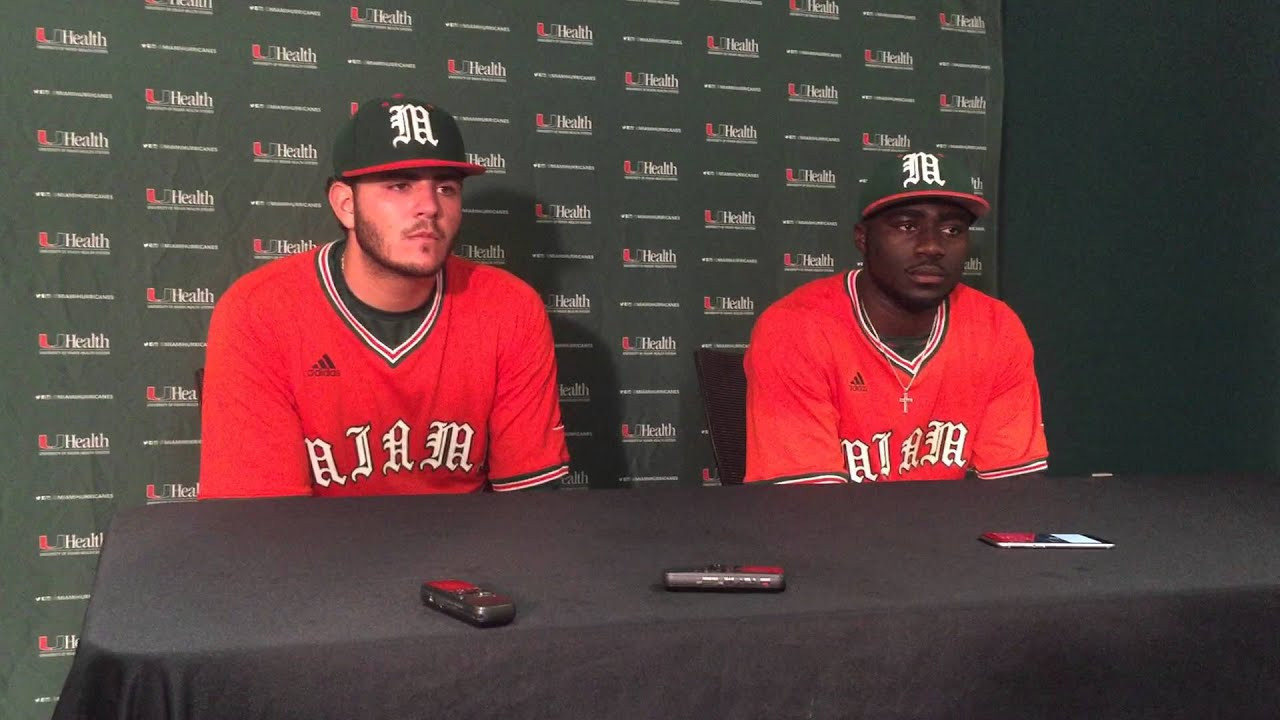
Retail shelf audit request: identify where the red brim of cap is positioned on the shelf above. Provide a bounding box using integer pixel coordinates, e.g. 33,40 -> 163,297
340,159 -> 487,178
862,190 -> 989,219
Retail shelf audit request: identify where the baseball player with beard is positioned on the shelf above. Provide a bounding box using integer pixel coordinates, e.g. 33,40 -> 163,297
200,95 -> 569,497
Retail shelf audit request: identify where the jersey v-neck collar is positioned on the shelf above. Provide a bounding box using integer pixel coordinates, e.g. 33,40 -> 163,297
315,241 -> 444,367
844,269 -> 950,378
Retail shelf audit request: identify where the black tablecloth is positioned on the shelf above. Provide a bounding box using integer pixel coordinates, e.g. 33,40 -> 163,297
54,476 -> 1280,719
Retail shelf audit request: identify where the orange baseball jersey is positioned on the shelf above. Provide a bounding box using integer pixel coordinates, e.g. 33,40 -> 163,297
199,242 -> 569,498
745,269 -> 1048,484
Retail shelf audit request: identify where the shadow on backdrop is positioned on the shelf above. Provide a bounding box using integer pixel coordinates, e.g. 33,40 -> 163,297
465,186 -> 626,490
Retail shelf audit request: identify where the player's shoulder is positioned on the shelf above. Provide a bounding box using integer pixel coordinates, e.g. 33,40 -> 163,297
952,282 -> 1023,320
755,271 -> 852,331
215,244 -> 322,313
445,254 -> 542,308
951,283 -> 1031,338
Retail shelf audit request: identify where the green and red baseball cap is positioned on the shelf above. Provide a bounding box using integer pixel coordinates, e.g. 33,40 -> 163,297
859,150 -> 988,219
332,94 -> 486,179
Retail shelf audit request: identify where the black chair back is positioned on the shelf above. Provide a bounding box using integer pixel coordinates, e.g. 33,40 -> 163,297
693,349 -> 748,485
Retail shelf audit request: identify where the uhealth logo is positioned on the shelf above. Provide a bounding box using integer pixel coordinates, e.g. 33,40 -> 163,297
253,237 -> 316,260
703,296 -> 756,316
455,243 -> 506,264
940,94 -> 988,114
862,132 -> 911,152
865,49 -> 914,70
35,26 -> 108,53
37,634 -> 79,658
707,35 -> 759,58
38,433 -> 110,456
706,122 -> 758,145
38,231 -> 111,256
466,152 -> 507,174
253,140 -> 318,165
621,335 -> 677,356
625,71 -> 679,94
37,129 -> 109,155
251,43 -> 317,69
535,203 -> 591,225
146,482 -> 199,503
621,422 -> 678,443
145,87 -> 214,114
546,293 -> 591,314
788,82 -> 839,105
783,252 -> 836,272
559,382 -> 591,403
622,248 -> 677,269
146,286 -> 216,309
145,0 -> 214,15
146,187 -> 215,212
789,0 -> 840,20
448,58 -> 507,82
704,209 -> 757,231
537,21 -> 593,45
351,7 -> 413,31
623,160 -> 679,182
535,112 -> 592,136
38,532 -> 104,556
39,332 -> 110,356
964,257 -> 984,277
146,385 -> 200,407
786,168 -> 837,189
940,13 -> 987,33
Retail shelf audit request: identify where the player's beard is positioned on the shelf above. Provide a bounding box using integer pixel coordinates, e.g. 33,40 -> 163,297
353,207 -> 456,279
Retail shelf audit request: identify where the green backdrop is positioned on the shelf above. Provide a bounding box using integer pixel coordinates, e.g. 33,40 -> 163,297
1001,0 -> 1280,477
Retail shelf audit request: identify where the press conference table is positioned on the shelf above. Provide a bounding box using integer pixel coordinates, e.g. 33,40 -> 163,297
54,476 -> 1280,720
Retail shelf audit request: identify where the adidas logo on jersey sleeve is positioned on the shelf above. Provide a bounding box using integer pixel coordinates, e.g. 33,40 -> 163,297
307,353 -> 340,377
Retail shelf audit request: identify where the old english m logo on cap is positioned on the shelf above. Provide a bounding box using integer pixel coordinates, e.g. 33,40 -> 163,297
388,104 -> 439,147
901,152 -> 945,188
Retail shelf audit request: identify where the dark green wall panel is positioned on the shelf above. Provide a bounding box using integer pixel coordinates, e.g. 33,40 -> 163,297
1000,1 -> 1280,475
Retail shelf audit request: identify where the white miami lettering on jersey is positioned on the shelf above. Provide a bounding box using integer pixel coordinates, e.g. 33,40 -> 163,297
305,419 -> 476,486
381,419 -> 414,474
901,152 -> 945,187
388,104 -> 439,148
842,430 -> 893,483
841,420 -> 968,482
306,436 -> 346,487
348,424 -> 374,482
421,421 -> 474,472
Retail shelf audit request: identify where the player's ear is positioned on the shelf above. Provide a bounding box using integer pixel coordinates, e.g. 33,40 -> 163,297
854,222 -> 868,256
327,178 -> 356,231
